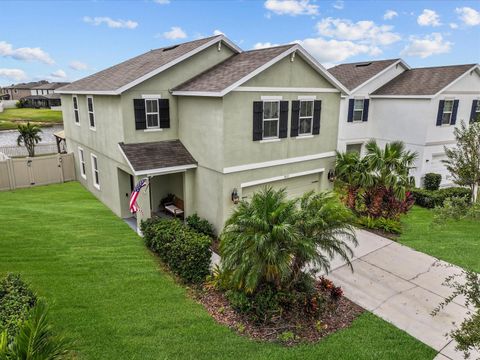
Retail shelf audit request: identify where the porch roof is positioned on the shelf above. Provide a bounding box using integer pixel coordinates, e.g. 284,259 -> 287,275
118,140 -> 197,176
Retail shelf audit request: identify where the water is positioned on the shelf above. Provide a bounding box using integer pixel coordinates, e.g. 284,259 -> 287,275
0,125 -> 63,146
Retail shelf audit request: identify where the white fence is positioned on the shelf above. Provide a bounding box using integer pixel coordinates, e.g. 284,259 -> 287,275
0,100 -> 17,109
0,143 -> 58,158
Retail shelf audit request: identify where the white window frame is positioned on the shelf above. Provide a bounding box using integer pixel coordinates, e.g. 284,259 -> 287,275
475,99 -> 480,118
87,96 -> 95,130
72,95 -> 80,125
145,99 -> 160,129
298,100 -> 314,136
91,153 -> 100,190
78,147 -> 86,179
353,98 -> 364,122
262,100 -> 280,140
442,99 -> 454,126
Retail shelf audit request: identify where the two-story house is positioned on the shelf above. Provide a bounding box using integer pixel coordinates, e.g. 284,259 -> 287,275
331,60 -> 480,186
56,35 -> 348,232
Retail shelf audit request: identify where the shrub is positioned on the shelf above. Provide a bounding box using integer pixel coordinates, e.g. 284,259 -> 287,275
467,202 -> 480,220
432,197 -> 470,225
141,218 -> 212,284
424,173 -> 442,191
186,213 -> 215,238
411,187 -> 471,208
0,273 -> 37,340
15,100 -> 23,109
357,216 -> 402,234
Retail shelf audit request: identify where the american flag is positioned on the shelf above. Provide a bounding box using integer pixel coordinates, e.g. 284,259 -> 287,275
129,178 -> 148,214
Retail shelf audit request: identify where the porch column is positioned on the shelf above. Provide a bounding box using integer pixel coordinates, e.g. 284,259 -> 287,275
183,169 -> 195,218
135,175 -> 151,235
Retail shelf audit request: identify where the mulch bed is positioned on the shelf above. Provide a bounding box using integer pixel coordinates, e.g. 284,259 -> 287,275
192,280 -> 364,346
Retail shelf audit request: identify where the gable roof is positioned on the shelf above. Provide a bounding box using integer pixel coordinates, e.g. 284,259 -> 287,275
372,64 -> 479,97
328,59 -> 406,91
5,81 -> 48,90
56,35 -> 241,95
33,82 -> 69,90
172,43 -> 349,96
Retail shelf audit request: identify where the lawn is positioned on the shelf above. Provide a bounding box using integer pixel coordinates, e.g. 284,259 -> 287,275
0,108 -> 62,130
399,206 -> 480,272
0,182 -> 436,360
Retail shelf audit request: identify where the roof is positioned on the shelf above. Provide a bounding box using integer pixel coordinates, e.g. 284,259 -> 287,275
5,81 -> 48,90
172,43 -> 349,96
372,64 -> 479,96
33,82 -> 69,90
118,140 -> 197,175
57,35 -> 241,95
328,59 -> 402,91
53,130 -> 65,139
20,93 -> 61,100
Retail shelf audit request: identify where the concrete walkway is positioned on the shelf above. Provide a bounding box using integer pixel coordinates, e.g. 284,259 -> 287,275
327,229 -> 478,360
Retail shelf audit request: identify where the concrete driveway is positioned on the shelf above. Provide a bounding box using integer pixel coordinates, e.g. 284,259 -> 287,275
327,229 -> 478,360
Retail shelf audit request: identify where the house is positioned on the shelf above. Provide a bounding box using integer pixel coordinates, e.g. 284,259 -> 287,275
1,81 -> 48,100
56,35 -> 347,232
20,82 -> 69,109
330,59 -> 480,186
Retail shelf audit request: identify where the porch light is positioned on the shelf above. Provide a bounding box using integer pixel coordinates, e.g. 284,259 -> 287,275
231,188 -> 240,204
328,169 -> 336,182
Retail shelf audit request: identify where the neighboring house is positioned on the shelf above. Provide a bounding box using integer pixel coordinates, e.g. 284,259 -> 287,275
1,81 -> 48,100
56,34 -> 347,232
330,59 -> 480,186
21,82 -> 69,109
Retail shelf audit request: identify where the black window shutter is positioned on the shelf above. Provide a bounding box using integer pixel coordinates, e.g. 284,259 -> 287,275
279,101 -> 289,138
159,99 -> 170,128
451,100 -> 459,125
362,99 -> 370,122
134,99 -> 146,130
312,100 -> 322,135
347,99 -> 354,122
253,101 -> 263,141
290,100 -> 300,137
470,100 -> 478,123
436,100 -> 445,126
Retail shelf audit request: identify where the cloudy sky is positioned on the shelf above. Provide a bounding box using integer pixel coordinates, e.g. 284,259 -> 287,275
0,0 -> 479,86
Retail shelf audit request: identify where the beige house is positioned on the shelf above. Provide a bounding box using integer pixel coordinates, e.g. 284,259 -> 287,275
56,35 -> 348,232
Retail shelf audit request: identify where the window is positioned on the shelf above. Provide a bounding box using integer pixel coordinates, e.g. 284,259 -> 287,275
73,95 -> 79,124
78,148 -> 86,179
91,154 -> 100,189
298,100 -> 314,135
442,100 -> 454,125
353,99 -> 364,121
475,100 -> 480,122
87,96 -> 95,129
145,99 -> 159,128
262,101 -> 279,139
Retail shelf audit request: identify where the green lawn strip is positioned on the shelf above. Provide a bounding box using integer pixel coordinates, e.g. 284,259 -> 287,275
0,120 -> 17,130
0,183 -> 436,360
0,108 -> 63,128
399,206 -> 480,272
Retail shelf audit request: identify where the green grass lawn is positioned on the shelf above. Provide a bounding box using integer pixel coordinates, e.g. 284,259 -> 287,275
0,108 -> 62,130
399,206 -> 480,272
0,183 -> 436,360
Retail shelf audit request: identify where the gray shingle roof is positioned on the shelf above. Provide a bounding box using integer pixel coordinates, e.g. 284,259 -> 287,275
173,44 -> 295,93
33,82 -> 69,90
119,140 -> 196,172
328,59 -> 400,91
372,64 -> 478,96
57,36 -> 226,93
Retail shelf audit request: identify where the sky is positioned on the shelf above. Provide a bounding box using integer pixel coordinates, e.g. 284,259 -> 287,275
0,0 -> 479,86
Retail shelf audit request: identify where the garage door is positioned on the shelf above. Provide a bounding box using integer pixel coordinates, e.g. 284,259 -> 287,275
242,173 -> 321,200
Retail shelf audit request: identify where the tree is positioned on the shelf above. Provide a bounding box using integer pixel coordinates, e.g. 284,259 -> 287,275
17,122 -> 42,157
443,121 -> 480,203
219,187 -> 357,294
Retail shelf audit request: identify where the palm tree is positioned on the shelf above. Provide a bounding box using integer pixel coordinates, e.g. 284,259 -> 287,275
17,122 -> 42,157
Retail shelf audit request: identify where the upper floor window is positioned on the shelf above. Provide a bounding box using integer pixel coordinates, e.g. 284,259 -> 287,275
262,101 -> 279,139
91,154 -> 100,190
87,96 -> 95,129
73,95 -> 79,124
299,100 -> 314,135
145,99 -> 159,128
353,99 -> 364,122
475,100 -> 480,121
78,147 -> 86,179
442,100 -> 454,125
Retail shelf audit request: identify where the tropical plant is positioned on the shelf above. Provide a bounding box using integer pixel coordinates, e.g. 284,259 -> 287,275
16,122 -> 42,157
443,121 -> 480,204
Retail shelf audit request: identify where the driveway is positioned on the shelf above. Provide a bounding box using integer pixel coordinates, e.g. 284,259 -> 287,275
327,229 -> 478,360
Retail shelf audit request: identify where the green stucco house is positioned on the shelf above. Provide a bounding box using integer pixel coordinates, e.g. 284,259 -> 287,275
56,35 -> 348,233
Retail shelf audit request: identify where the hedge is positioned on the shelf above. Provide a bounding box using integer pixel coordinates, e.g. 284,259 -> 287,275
141,218 -> 212,284
411,187 -> 471,208
423,173 -> 442,191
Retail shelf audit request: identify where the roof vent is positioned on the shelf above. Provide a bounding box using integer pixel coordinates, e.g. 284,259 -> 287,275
163,45 -> 179,52
355,62 -> 372,67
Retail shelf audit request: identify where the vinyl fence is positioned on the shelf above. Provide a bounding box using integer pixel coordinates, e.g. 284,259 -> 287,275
0,144 -> 58,158
0,153 -> 76,191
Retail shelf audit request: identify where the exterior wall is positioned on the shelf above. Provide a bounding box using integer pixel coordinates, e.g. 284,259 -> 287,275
4,88 -> 31,100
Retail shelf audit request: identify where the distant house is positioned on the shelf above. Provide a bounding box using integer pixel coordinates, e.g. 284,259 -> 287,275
1,81 -> 48,101
21,82 -> 69,109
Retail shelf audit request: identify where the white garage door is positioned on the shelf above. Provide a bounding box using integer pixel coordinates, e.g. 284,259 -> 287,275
242,173 -> 321,200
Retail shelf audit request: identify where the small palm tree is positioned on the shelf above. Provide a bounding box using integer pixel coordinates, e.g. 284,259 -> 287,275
17,122 -> 42,157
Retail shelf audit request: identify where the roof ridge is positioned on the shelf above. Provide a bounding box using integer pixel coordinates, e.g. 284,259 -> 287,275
330,58 -> 401,68
409,63 -> 478,70
244,43 -> 296,53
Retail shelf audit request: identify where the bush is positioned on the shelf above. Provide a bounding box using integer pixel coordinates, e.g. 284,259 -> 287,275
0,273 -> 37,340
424,173 -> 442,191
432,197 -> 470,225
15,101 -> 24,109
467,202 -> 480,220
411,187 -> 471,208
186,213 -> 215,238
357,216 -> 402,234
141,218 -> 212,284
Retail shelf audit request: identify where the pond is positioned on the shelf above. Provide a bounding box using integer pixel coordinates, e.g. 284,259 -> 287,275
0,125 -> 63,146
